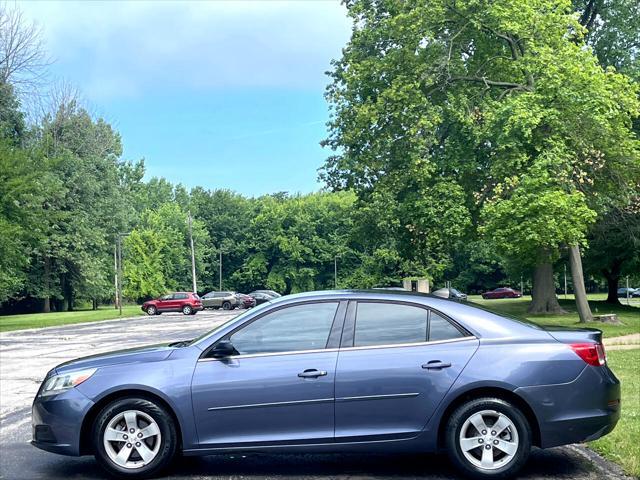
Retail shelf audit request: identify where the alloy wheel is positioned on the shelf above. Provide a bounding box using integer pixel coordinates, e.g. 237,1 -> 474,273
458,409 -> 519,470
103,410 -> 162,470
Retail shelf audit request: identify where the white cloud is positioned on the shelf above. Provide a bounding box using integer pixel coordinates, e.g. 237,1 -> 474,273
21,0 -> 352,100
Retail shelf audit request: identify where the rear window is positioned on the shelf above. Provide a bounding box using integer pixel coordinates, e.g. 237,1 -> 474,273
174,293 -> 188,300
429,312 -> 465,341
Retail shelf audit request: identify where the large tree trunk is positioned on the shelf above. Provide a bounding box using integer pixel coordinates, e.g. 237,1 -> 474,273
61,274 -> 73,311
41,255 -> 51,313
528,262 -> 567,314
602,259 -> 622,305
569,245 -> 593,323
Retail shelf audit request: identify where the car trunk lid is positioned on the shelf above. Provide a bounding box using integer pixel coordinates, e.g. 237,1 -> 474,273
541,325 -> 603,344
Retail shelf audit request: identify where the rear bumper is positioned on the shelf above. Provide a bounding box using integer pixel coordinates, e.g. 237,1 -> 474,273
516,364 -> 620,448
32,388 -> 94,456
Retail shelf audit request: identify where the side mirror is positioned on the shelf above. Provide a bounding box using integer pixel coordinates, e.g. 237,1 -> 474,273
209,340 -> 237,358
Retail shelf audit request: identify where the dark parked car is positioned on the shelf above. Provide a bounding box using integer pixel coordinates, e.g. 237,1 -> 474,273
249,289 -> 281,298
482,287 -> 522,299
433,287 -> 468,301
201,291 -> 240,310
141,292 -> 202,315
617,287 -> 638,298
248,291 -> 276,305
33,290 -> 618,479
235,293 -> 256,309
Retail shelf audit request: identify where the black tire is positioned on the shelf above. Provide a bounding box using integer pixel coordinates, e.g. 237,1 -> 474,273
181,305 -> 192,315
445,397 -> 531,479
146,306 -> 157,316
93,397 -> 177,479
222,301 -> 231,310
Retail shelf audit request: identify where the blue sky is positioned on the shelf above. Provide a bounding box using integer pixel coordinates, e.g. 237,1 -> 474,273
21,1 -> 352,196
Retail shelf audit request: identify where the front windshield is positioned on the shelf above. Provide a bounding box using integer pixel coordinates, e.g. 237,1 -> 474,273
188,300 -> 275,345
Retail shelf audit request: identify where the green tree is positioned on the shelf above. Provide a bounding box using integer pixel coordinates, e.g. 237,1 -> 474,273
584,206 -> 640,304
232,192 -> 358,294
574,0 -> 640,78
25,99 -> 131,311
123,203 -> 210,300
324,0 -> 640,316
0,140 -> 51,302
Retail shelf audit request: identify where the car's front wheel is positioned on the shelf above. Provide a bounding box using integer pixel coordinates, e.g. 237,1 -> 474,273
222,301 -> 231,310
93,398 -> 177,478
446,397 -> 531,479
93,398 -> 178,478
146,306 -> 157,316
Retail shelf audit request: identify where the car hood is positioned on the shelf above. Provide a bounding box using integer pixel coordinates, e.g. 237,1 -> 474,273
55,343 -> 174,374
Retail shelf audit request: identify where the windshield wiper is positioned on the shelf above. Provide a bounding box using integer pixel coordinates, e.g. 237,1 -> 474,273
168,340 -> 192,348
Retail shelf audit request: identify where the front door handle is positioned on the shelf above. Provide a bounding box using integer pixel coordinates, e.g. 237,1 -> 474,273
422,361 -> 452,370
298,369 -> 327,378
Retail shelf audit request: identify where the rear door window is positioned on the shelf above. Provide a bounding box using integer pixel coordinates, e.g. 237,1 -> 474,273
428,312 -> 465,341
353,303 -> 428,347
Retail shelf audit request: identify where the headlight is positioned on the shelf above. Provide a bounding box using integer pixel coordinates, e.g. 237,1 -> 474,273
39,368 -> 97,397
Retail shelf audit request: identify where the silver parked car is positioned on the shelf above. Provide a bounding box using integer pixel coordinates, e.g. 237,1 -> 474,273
201,291 -> 240,310
433,287 -> 468,301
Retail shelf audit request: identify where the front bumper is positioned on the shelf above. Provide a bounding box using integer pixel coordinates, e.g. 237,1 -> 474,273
32,387 -> 94,456
516,364 -> 620,448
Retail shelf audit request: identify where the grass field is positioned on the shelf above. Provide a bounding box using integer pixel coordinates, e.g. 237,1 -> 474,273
469,294 -> 640,338
0,305 -> 144,332
589,348 -> 640,477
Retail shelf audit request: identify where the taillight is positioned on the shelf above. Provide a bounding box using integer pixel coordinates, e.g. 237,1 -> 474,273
570,343 -> 606,366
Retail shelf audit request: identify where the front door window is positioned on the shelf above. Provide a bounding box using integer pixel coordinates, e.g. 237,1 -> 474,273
229,302 -> 339,355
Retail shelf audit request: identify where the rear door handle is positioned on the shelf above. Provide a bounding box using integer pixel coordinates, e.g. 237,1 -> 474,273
422,361 -> 452,370
298,369 -> 327,378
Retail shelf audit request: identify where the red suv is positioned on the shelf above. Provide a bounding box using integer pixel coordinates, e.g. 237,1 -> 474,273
142,292 -> 203,315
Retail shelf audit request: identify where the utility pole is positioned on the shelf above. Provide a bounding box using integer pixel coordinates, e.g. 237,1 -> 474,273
116,232 -> 130,316
219,250 -> 223,291
334,256 -> 338,289
114,244 -> 118,310
117,235 -> 123,316
187,211 -> 197,293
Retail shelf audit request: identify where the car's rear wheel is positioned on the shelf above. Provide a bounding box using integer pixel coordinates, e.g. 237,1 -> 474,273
93,398 -> 177,478
182,305 -> 192,315
222,301 -> 231,310
446,397 -> 531,479
146,306 -> 157,316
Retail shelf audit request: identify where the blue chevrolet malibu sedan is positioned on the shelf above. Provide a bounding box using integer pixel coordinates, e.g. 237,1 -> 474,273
32,290 -> 620,479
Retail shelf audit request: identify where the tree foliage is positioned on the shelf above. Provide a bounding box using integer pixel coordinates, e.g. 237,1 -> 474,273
323,0 -> 640,312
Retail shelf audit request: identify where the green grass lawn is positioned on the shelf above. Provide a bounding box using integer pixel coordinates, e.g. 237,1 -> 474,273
469,295 -> 640,338
589,348 -> 640,477
0,305 -> 144,332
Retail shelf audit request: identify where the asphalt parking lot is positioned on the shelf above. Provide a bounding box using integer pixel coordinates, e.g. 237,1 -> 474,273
0,310 -> 631,480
